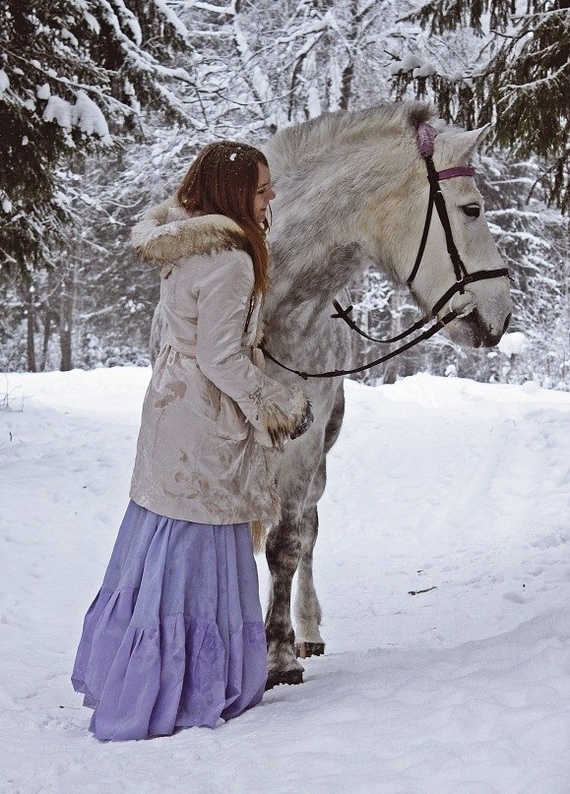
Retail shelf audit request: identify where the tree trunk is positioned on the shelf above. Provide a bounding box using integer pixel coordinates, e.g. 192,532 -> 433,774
381,289 -> 404,384
339,0 -> 360,111
60,264 -> 76,371
339,62 -> 354,111
40,270 -> 54,371
26,283 -> 37,373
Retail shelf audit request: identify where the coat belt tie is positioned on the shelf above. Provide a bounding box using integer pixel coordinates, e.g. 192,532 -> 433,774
165,337 -> 255,361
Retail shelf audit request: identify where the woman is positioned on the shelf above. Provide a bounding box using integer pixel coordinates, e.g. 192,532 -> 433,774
71,141 -> 312,742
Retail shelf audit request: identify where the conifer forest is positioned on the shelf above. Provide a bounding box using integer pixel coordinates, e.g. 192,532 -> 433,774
1,1 -> 569,388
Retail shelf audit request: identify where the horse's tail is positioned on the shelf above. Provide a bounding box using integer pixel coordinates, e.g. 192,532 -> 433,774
250,520 -> 267,555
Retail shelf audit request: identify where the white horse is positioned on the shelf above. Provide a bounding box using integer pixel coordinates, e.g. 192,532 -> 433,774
258,102 -> 511,687
151,101 -> 512,689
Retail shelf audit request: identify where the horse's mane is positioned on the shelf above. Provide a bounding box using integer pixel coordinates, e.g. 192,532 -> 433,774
265,101 -> 437,171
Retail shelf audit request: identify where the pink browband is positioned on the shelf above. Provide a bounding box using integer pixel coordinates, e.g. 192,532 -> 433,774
438,166 -> 476,180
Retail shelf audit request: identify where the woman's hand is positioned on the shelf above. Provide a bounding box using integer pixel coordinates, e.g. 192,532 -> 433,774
290,404 -> 313,439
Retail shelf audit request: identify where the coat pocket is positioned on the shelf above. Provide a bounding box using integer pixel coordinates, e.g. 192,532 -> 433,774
216,393 -> 249,441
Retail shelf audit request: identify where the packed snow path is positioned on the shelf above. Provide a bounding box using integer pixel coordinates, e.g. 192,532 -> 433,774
1,368 -> 568,793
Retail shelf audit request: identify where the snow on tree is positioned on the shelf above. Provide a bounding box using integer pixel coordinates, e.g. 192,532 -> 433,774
170,0 -> 402,131
0,0 -> 196,280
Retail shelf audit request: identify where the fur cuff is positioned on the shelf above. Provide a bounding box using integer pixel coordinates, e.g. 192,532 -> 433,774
255,389 -> 310,450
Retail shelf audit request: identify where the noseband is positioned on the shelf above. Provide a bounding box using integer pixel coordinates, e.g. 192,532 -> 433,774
261,123 -> 509,380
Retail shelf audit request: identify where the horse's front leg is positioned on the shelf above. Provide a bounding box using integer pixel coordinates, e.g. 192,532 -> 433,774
294,505 -> 325,659
264,514 -> 304,689
294,386 -> 344,660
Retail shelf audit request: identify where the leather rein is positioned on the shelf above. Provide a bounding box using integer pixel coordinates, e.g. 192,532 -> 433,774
261,123 -> 509,380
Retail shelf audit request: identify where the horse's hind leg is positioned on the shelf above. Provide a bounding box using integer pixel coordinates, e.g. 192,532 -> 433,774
264,514 -> 304,689
294,505 -> 325,659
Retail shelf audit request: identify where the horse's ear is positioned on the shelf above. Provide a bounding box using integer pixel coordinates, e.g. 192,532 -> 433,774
464,124 -> 492,160
472,123 -> 492,147
439,124 -> 492,162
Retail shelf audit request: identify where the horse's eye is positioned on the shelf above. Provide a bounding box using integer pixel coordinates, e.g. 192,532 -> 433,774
461,203 -> 481,218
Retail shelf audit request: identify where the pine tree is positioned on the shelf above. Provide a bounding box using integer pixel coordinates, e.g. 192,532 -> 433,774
0,0 -> 195,283
390,0 -> 570,212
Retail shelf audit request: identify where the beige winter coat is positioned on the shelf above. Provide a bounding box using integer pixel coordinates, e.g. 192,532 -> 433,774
129,198 -> 309,525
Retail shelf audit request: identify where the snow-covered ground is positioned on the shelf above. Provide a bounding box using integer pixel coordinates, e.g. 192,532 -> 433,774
1,367 -> 568,794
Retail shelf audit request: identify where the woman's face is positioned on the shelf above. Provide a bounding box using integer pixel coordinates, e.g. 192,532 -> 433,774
254,163 -> 276,224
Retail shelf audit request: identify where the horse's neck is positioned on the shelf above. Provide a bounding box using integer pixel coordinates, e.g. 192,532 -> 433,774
266,240 -> 370,322
266,178 -> 402,315
264,117 -> 421,321
269,160 -> 412,292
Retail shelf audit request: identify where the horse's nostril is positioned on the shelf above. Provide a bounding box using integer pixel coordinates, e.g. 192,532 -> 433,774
503,313 -> 512,334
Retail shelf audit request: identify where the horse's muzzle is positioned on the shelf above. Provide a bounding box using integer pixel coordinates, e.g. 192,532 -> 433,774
460,308 -> 512,348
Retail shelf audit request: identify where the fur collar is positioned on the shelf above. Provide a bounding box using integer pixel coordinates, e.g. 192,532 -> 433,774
131,196 -> 249,262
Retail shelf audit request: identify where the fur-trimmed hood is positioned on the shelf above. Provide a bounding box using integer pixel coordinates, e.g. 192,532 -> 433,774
131,196 -> 249,263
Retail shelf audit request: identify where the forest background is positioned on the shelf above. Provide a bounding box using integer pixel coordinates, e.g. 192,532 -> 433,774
1,0 -> 569,388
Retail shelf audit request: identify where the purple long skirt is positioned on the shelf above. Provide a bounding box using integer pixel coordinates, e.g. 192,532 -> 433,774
71,500 -> 268,741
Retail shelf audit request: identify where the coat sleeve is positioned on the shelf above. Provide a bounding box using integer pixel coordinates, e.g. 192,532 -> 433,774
194,249 -> 309,446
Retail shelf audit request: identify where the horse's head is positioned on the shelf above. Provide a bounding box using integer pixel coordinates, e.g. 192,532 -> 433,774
266,104 -> 511,349
387,122 -> 512,348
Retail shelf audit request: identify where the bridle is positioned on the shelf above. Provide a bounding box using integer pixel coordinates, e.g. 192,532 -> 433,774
261,122 -> 509,380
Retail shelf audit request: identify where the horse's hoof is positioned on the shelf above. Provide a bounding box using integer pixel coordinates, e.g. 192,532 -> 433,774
265,668 -> 304,690
296,641 -> 325,659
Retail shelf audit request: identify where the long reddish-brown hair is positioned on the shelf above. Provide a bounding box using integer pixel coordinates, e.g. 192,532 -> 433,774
177,141 -> 271,295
